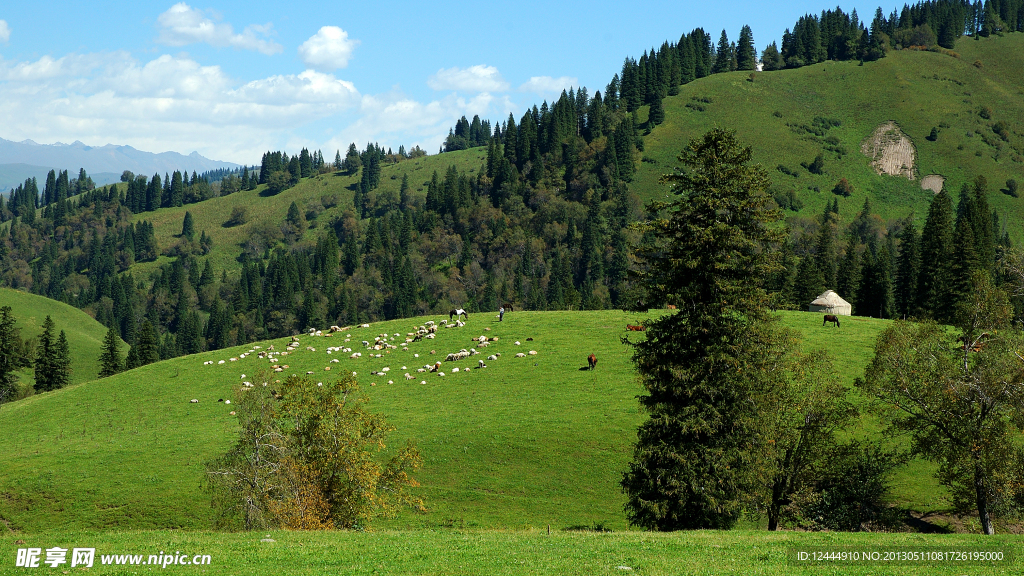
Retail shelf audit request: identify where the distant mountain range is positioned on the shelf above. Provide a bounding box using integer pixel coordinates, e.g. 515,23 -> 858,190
0,138 -> 239,192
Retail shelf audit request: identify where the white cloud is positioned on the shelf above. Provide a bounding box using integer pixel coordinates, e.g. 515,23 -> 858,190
156,3 -> 282,55
518,75 -> 578,96
428,65 -> 509,93
327,90 -> 505,156
0,51 -> 362,162
0,20 -> 10,43
298,26 -> 358,72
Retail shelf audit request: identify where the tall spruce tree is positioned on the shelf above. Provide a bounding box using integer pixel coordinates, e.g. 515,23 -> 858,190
894,217 -> 921,318
622,129 -> 787,530
736,25 -> 757,70
98,325 -> 123,377
53,331 -> 71,390
917,189 -> 955,320
0,306 -> 26,402
34,315 -> 56,392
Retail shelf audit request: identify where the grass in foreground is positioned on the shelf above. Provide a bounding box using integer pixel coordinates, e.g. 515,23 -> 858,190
1,529 -> 1022,575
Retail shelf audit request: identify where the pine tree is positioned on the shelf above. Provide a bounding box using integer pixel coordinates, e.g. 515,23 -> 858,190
713,30 -> 733,73
0,306 -> 25,402
136,320 -> 159,367
622,129 -> 786,530
836,234 -> 860,307
53,331 -> 71,389
181,211 -> 195,241
736,25 -> 756,70
34,315 -> 56,392
894,218 -> 921,318
647,93 -> 665,126
98,325 -> 123,377
814,215 -> 838,290
917,189 -> 955,319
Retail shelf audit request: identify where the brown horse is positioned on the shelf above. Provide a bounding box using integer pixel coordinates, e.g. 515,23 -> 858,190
626,324 -> 646,332
587,354 -> 597,370
823,314 -> 840,328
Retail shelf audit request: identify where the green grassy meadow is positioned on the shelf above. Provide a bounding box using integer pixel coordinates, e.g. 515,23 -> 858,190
1,528 -> 1022,575
0,308 -> 924,536
0,287 -> 121,395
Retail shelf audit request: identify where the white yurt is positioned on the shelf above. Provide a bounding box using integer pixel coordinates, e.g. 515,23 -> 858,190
808,290 -> 852,316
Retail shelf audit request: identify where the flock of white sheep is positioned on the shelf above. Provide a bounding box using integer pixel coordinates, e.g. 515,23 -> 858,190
196,314 -> 539,401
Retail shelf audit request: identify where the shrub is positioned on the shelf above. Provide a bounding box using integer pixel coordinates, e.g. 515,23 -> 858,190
832,178 -> 854,197
802,153 -> 826,175
224,206 -> 248,227
773,189 -> 804,211
796,442 -> 907,531
926,127 -> 938,141
1006,179 -> 1019,198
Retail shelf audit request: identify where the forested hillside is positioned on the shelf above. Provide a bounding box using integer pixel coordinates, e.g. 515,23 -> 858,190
0,0 -> 1023,400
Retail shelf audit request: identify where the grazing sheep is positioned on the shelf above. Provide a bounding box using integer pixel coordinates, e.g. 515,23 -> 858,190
479,360 -> 487,368
487,354 -> 497,361
218,360 -> 225,364
190,398 -> 199,403
528,350 -> 538,355
405,373 -> 414,380
515,353 -> 526,358
360,323 -> 370,328
514,341 -> 521,345
452,367 -> 460,373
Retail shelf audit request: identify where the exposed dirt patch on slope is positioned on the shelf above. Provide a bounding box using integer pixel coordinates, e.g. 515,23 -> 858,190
921,174 -> 945,194
862,121 -> 917,180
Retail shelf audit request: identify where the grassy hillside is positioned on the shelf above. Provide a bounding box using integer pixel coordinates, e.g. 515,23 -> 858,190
0,309 -> 925,535
634,34 -> 1024,236
128,147 -> 488,279
0,288 -> 119,395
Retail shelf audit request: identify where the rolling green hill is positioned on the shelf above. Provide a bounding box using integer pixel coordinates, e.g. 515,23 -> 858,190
0,309 -> 917,534
634,33 -> 1024,234
0,288 -> 120,398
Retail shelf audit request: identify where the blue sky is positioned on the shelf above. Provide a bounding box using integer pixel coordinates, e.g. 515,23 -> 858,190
0,1 -> 882,165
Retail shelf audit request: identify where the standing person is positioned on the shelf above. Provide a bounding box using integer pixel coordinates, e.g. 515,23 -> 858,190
499,306 -> 505,321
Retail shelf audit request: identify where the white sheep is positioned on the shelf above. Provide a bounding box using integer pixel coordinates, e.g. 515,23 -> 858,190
515,353 -> 526,358
529,350 -> 538,355
487,354 -> 497,361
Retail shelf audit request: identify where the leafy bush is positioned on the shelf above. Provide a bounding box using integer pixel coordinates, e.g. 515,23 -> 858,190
832,178 -> 854,197
1005,179 -> 1019,198
223,206 -> 248,227
777,164 -> 799,177
773,189 -> 804,211
802,153 -> 826,175
797,441 -> 908,531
